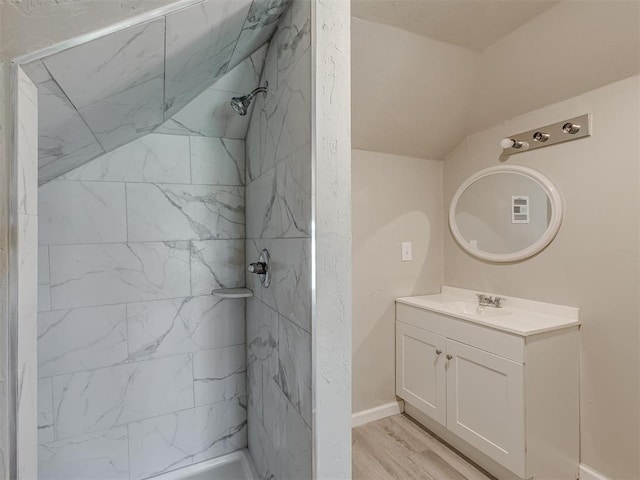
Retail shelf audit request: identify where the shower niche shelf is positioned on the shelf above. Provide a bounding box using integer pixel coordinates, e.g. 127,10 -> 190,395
212,288 -> 253,299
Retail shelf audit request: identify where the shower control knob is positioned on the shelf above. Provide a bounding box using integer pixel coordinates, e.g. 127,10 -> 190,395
248,262 -> 267,275
249,249 -> 271,288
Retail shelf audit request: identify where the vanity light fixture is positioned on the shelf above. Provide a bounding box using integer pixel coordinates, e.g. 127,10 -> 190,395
500,113 -> 591,156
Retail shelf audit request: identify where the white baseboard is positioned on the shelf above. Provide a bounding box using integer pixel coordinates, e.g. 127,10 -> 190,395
351,400 -> 405,428
580,464 -> 610,480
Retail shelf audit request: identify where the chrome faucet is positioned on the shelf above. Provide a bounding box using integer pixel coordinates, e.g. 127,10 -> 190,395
476,293 -> 505,308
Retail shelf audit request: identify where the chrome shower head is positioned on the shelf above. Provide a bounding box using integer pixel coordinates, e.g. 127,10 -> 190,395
230,96 -> 251,116
230,82 -> 268,116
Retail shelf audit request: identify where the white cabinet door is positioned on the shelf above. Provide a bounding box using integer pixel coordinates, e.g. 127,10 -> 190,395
396,322 -> 446,426
445,338 -> 525,477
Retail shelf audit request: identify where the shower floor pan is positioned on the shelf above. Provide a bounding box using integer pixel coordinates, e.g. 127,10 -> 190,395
148,450 -> 258,480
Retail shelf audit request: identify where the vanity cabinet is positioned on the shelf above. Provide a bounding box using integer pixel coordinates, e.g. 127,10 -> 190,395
396,322 -> 525,475
395,323 -> 446,425
444,338 -> 525,474
396,291 -> 580,480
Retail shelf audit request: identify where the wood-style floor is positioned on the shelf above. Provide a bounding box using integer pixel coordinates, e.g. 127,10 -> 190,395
352,414 -> 496,480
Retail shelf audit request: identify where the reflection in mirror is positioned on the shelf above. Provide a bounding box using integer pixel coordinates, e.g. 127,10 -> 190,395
455,173 -> 551,255
449,166 -> 563,262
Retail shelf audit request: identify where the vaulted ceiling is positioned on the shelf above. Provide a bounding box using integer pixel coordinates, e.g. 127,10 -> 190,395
351,0 -> 640,161
351,0 -> 560,51
22,0 -> 291,184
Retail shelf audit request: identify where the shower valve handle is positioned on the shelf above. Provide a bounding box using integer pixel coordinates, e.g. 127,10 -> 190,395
248,249 -> 271,288
248,262 -> 268,275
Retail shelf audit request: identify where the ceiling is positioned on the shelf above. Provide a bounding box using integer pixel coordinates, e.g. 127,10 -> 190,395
351,0 -> 560,51
22,0 -> 291,184
351,0 -> 640,160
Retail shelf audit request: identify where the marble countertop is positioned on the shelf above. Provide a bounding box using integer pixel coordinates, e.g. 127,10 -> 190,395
397,286 -> 580,336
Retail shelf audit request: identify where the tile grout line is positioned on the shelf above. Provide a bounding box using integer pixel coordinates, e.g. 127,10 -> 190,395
124,182 -> 129,243
189,239 -> 193,298
50,355 -> 195,444
46,135 -> 247,187
188,136 -> 193,185
44,178 -> 246,187
44,393 -> 248,448
42,237 -> 248,247
126,421 -> 133,480
38,342 -> 248,383
46,244 -> 52,311
37,293 -> 242,314
161,14 -> 168,126
38,60 -> 108,155
49,376 -> 56,443
188,135 -> 193,300
274,309 -> 312,429
252,290 -> 311,336
124,303 -> 130,362
190,352 -> 196,408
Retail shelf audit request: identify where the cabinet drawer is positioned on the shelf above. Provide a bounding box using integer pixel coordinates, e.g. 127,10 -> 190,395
397,303 -> 524,363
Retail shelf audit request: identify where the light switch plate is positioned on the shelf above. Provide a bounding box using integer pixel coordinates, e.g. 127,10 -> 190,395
401,242 -> 412,261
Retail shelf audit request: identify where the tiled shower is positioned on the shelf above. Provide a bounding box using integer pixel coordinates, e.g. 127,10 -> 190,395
245,1 -> 313,477
23,0 -> 312,478
37,130 -> 248,479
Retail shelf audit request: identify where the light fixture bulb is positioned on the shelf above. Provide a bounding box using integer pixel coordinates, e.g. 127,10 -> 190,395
500,138 -> 515,149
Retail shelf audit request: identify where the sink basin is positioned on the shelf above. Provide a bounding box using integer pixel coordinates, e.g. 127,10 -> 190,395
443,300 -> 512,318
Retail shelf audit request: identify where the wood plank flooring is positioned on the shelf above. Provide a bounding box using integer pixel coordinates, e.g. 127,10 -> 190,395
352,414 -> 496,480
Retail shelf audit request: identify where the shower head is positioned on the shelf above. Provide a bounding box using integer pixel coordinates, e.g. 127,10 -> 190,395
230,82 -> 269,116
230,96 -> 251,116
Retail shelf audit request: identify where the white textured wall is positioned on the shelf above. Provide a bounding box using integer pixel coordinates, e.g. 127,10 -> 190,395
351,1 -> 640,162
352,149 -> 443,414
0,53 -> 8,480
351,17 -> 480,160
444,76 -> 640,479
0,7 -> 9,477
0,1 -> 179,60
468,0 -> 640,133
313,1 -> 352,478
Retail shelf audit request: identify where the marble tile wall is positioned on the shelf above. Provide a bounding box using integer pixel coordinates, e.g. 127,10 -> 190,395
244,1 -> 313,479
22,0 -> 292,184
154,43 -> 268,140
42,18 -> 166,152
37,132 -> 248,480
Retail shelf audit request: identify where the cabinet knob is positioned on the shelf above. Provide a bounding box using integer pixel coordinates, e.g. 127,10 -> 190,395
435,349 -> 442,355
446,354 -> 453,360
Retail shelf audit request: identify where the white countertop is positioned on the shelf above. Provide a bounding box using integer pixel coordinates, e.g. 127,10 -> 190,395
397,286 -> 580,336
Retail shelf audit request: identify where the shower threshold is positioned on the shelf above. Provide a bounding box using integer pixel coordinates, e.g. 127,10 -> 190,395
147,450 -> 259,480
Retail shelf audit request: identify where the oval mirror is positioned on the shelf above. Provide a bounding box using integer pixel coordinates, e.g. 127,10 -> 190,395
449,165 -> 563,262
